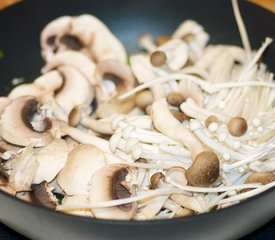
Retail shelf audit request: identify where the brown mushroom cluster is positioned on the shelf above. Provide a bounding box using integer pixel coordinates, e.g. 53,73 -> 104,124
0,0 -> 275,221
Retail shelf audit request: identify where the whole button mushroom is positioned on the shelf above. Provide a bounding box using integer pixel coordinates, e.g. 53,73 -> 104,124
57,144 -> 106,195
89,164 -> 137,220
186,151 -> 220,187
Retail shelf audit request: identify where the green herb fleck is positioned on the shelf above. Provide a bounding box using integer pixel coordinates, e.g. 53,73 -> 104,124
0,50 -> 4,59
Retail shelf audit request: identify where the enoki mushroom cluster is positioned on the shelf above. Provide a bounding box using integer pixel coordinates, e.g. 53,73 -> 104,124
0,0 -> 274,220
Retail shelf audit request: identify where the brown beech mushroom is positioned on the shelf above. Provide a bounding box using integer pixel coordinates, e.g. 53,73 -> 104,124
228,117 -> 248,137
150,50 -> 167,67
0,96 -> 53,147
205,115 -> 220,128
245,172 -> 275,185
89,164 -> 137,220
170,109 -> 189,123
57,144 -> 106,195
94,59 -> 135,102
185,151 -> 220,187
150,172 -> 165,189
135,90 -> 154,110
167,91 -> 185,107
155,35 -> 171,46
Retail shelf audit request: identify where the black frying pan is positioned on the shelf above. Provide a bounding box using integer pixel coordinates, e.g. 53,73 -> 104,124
0,0 -> 274,240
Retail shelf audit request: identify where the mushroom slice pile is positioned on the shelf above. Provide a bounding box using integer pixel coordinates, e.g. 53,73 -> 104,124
0,96 -> 53,147
41,14 -> 127,63
89,164 -> 137,220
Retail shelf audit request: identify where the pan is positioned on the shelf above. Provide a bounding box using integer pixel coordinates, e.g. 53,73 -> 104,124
0,0 -> 274,239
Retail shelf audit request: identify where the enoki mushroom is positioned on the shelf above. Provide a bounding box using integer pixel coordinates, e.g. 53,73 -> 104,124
0,0 -> 274,221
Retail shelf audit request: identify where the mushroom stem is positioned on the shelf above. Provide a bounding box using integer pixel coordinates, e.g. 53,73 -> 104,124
151,99 -> 203,158
60,126 -> 111,153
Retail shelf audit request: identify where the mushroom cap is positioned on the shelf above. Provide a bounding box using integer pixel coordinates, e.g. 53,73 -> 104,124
186,151 -> 220,187
33,139 -> 69,184
245,172 -> 275,185
41,50 -> 96,84
57,144 -> 106,195
55,66 -> 94,115
94,59 -> 135,102
228,117 -> 248,137
0,96 -> 53,147
89,164 -> 137,220
157,39 -> 189,71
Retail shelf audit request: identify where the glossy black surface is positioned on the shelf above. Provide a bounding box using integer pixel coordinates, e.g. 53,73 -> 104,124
0,0 -> 274,240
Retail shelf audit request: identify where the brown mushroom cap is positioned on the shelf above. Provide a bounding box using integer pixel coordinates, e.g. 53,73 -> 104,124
135,90 -> 154,110
167,91 -> 185,107
0,96 -> 53,147
89,164 -> 137,220
155,35 -> 171,46
228,117 -> 248,137
150,51 -> 167,67
150,172 -> 165,189
205,115 -> 219,128
245,172 -> 275,185
186,151 -> 220,187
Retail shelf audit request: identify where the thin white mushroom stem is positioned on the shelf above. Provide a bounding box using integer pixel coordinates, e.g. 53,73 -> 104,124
60,126 -> 111,153
119,72 -> 275,100
181,98 -> 230,123
166,178 -> 261,193
57,188 -> 186,211
151,99 -> 204,158
238,37 -> 273,82
190,120 -> 247,160
126,161 -> 189,170
223,139 -> 275,171
80,117 -> 113,135
231,0 -> 251,59
217,181 -> 275,205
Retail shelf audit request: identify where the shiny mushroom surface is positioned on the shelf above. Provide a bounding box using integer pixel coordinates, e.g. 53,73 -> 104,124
0,0 -> 275,221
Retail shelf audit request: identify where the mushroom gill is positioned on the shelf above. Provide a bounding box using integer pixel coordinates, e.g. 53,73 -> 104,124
89,164 -> 137,220
94,60 -> 135,102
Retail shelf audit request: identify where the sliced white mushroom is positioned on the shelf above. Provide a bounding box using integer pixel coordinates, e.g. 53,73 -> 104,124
33,139 -> 69,184
57,144 -> 106,195
0,97 -> 10,115
55,66 -> 94,115
41,51 -> 96,83
61,195 -> 93,217
9,71 -> 64,100
89,163 -> 137,220
41,16 -> 72,61
72,14 -> 127,63
0,96 -> 53,147
94,59 -> 135,102
9,144 -> 38,191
